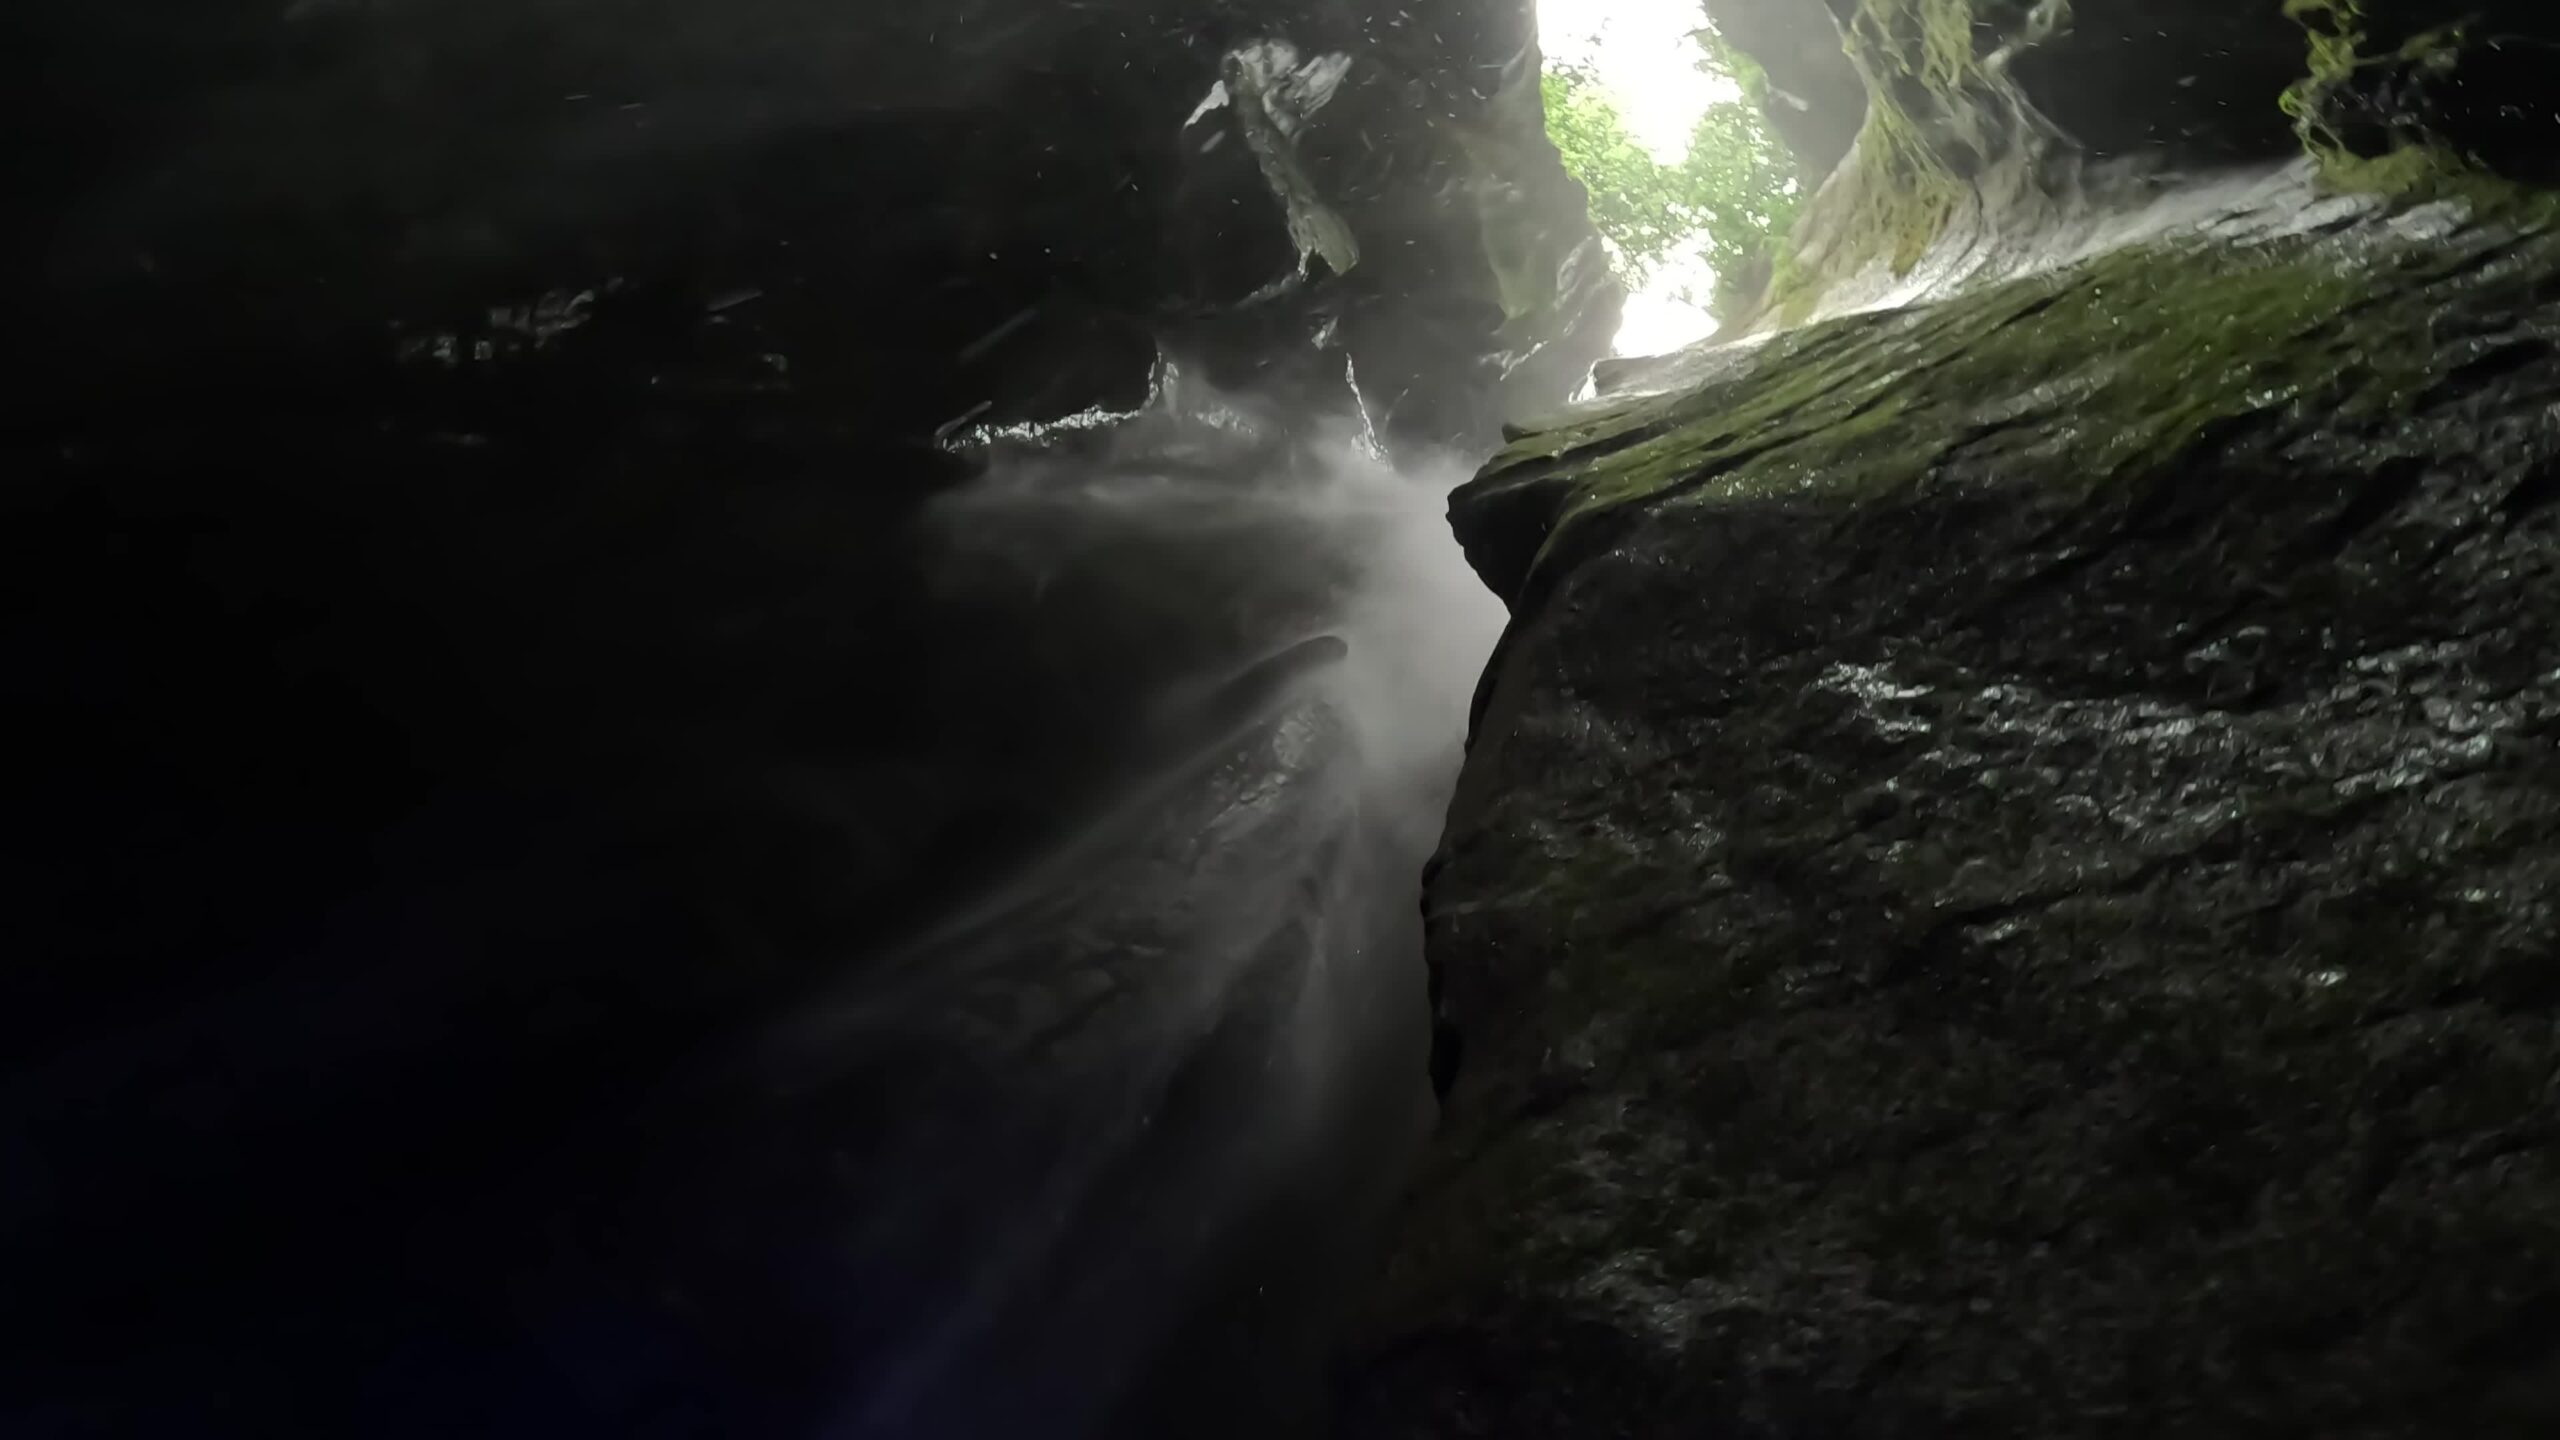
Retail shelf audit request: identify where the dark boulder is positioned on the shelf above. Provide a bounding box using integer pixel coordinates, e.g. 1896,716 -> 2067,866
1353,1 -> 2560,1433
1362,179 -> 2560,1440
18,0 -> 1612,457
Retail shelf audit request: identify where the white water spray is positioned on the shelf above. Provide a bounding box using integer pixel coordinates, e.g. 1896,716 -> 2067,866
771,370 -> 1506,1437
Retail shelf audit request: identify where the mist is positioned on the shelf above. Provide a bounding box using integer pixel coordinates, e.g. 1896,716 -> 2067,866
731,367 -> 1507,1437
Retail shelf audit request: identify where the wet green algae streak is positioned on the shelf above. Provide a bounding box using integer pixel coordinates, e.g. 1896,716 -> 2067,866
2281,0 -> 2508,198
1477,210 -> 2560,594
1759,1 -> 2511,322
1379,203 -> 2560,1338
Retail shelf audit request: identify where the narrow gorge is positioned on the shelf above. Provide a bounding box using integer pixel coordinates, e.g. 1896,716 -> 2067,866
11,2 -> 2560,1437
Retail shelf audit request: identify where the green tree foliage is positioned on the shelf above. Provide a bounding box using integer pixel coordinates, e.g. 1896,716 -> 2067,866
1541,33 -> 1801,314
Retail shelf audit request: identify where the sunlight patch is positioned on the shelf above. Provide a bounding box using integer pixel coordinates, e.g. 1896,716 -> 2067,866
1535,0 -> 1799,356
1537,0 -> 1741,164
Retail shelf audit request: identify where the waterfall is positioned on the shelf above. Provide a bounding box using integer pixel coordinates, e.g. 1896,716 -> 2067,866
736,373 -> 1506,1437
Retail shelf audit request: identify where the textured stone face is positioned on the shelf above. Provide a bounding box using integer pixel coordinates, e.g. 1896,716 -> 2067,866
1717,0 -> 2560,330
1360,182 -> 2560,1438
1352,1 -> 2560,1433
23,0 -> 1612,455
7,2 -> 1608,1434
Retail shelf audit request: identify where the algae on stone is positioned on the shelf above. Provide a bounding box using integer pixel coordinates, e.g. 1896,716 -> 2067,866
1755,0 -> 2053,320
1461,210 -> 2525,603
1357,198 -> 2560,1436
2282,0 -> 2560,197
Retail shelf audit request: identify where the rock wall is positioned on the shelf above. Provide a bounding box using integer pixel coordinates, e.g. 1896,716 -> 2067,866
5,3 -> 1606,1435
1699,0 -> 1868,180
1356,2 -> 2560,1433
19,0 -> 1613,453
1709,0 -> 2557,327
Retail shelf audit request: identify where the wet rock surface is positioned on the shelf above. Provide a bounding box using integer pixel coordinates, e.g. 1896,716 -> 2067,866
1354,190 -> 2560,1437
1350,0 -> 2560,1431
19,0 -> 1612,456
1720,0 -> 2560,331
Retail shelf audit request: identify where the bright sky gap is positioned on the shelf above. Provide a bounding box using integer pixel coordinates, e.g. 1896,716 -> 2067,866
1536,0 -> 1747,355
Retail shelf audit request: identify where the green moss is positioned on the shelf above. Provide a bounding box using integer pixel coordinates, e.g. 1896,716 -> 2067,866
2296,133 -> 2560,217
2277,0 -> 2528,202
2278,0 -> 2418,197
1758,0 -> 2001,318
1383,65 -> 2560,1359
1705,20 -> 1775,115
2282,0 -> 2363,77
1485,214 -> 2560,587
1766,245 -> 1816,324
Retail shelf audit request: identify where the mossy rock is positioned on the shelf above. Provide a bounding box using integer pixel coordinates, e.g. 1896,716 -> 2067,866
1714,0 -> 2557,326
1456,197 -> 2542,602
2284,1 -> 2560,194
1351,190 -> 2560,1437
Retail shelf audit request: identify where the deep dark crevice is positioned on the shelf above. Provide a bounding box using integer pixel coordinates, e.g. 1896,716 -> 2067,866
2422,336 -> 2560,409
26,2 -> 2560,1438
2302,455 -> 2430,557
2500,459 -> 2560,523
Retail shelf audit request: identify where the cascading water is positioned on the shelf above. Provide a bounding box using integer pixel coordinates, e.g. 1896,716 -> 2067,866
726,368 -> 1507,1438
9,6 -> 1617,1431
0,359 -> 1517,1440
